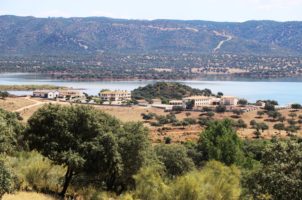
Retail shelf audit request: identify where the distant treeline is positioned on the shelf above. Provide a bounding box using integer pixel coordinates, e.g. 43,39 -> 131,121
1,53 -> 302,80
0,85 -> 68,91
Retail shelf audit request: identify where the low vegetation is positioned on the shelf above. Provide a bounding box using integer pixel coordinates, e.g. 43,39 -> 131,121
0,85 -> 68,91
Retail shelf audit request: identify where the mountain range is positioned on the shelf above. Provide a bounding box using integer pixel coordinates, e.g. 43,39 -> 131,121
0,15 -> 302,56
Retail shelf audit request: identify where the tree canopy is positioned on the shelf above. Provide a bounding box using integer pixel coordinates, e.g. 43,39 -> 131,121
244,139 -> 302,200
155,144 -> 195,177
0,108 -> 23,154
132,82 -> 212,101
197,119 -> 244,166
25,104 -> 151,196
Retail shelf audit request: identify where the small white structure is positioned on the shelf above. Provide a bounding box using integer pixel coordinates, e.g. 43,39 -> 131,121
33,90 -> 59,99
151,104 -> 173,111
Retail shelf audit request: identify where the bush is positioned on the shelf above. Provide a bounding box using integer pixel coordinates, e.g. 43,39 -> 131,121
134,161 -> 241,200
155,144 -> 195,177
215,105 -> 226,113
134,166 -> 169,200
0,160 -> 16,198
171,161 -> 241,200
5,151 -> 65,192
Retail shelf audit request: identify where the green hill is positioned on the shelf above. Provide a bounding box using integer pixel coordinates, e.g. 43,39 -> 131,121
132,82 -> 212,102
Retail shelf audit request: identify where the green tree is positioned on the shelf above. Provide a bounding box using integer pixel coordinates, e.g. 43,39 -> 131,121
114,122 -> 151,192
232,109 -> 244,117
256,111 -> 265,118
155,144 -> 195,177
215,105 -> 226,113
291,103 -> 302,109
0,109 -> 23,154
273,123 -> 285,133
0,91 -> 9,100
0,161 -> 16,198
25,104 -> 123,196
236,119 -> 247,130
206,111 -> 215,118
244,140 -> 302,200
267,111 -> 281,121
288,113 -> 297,119
238,99 -> 248,106
197,119 -> 244,166
186,100 -> 195,110
264,103 -> 275,111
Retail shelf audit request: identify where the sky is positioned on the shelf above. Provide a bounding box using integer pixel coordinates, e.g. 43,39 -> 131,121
1,0 -> 302,22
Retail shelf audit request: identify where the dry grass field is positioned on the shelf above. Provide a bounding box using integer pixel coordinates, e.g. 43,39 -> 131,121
1,97 -> 301,142
0,97 -> 37,112
3,192 -> 57,200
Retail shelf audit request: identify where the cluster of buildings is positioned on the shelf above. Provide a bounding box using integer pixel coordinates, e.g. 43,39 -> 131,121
32,89 -> 242,110
32,89 -> 132,105
33,90 -> 84,100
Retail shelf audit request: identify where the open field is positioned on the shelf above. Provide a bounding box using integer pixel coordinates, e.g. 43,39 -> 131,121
1,97 -> 301,142
0,97 -> 37,112
3,192 -> 56,200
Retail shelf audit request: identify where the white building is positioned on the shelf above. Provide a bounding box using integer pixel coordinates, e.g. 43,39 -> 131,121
99,90 -> 131,103
32,90 -> 59,99
183,96 -> 213,108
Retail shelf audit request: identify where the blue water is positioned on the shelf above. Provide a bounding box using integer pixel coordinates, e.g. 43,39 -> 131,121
0,73 -> 301,105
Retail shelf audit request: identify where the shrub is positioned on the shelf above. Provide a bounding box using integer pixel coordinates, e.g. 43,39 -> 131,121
155,144 -> 195,177
0,160 -> 16,198
171,161 -> 241,200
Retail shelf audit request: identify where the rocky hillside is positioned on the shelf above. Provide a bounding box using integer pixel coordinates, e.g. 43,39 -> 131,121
0,15 -> 302,56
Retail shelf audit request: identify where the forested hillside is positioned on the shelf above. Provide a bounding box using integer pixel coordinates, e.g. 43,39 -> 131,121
1,15 -> 302,56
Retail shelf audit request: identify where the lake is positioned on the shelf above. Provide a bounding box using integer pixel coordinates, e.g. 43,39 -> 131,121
1,73 -> 302,106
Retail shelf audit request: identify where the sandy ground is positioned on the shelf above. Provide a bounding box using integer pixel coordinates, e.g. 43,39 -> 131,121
1,97 -> 301,142
3,192 -> 56,200
0,97 -> 37,112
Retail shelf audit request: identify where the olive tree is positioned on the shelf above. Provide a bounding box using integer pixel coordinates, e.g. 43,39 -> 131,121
25,104 -> 152,195
25,104 -> 123,196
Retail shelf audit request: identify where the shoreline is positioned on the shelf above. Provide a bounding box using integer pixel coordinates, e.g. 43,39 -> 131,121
2,72 -> 302,82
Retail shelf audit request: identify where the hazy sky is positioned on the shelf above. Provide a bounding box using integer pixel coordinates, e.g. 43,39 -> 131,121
1,0 -> 302,22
